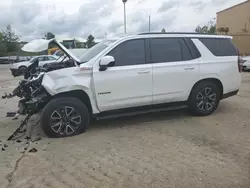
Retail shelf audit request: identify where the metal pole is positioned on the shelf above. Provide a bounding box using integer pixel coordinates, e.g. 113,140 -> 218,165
124,2 -> 127,34
149,15 -> 151,33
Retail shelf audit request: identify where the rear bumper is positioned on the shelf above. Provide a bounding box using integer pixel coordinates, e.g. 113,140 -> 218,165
222,90 -> 239,99
10,68 -> 22,77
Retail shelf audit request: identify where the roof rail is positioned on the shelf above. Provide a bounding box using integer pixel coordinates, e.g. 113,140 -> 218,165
138,32 -> 218,35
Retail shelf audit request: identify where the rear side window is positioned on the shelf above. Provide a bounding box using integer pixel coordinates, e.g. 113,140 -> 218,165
149,38 -> 193,63
108,39 -> 146,66
150,38 -> 181,63
180,39 -> 192,61
199,38 -> 238,56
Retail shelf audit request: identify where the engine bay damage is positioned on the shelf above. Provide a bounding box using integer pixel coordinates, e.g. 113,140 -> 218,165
2,39 -> 78,140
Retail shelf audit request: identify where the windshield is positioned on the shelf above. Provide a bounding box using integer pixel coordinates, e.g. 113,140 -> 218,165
79,40 -> 116,63
30,57 -> 37,62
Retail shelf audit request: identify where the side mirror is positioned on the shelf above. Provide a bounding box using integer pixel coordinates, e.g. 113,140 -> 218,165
99,56 -> 115,71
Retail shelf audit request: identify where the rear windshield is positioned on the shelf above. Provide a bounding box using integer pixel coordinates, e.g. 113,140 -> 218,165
199,38 -> 238,56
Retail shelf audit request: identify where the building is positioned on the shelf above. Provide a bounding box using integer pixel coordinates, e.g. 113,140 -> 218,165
217,0 -> 250,55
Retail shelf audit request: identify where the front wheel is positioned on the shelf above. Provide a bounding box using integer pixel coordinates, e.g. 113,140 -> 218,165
41,97 -> 90,138
188,82 -> 220,116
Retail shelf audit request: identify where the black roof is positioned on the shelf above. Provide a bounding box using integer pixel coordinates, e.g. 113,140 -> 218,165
138,32 -> 218,35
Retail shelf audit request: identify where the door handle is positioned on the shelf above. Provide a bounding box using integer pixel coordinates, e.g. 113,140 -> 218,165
184,67 -> 195,70
137,70 -> 150,74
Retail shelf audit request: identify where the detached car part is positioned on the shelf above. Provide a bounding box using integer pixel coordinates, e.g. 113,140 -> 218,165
2,39 -> 77,140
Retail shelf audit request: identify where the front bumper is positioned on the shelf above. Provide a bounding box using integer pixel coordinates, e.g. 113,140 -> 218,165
10,68 -> 22,77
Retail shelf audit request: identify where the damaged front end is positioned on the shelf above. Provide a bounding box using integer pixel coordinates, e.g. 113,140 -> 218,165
2,39 -> 80,140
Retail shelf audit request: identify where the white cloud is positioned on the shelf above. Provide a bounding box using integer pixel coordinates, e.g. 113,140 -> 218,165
0,0 -> 246,41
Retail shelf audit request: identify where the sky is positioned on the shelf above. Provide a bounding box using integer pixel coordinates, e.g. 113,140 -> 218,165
0,0 -> 246,41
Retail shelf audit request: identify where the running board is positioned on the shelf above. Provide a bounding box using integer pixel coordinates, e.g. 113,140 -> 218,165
96,103 -> 187,120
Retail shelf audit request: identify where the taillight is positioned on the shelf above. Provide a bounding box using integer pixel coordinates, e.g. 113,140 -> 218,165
238,56 -> 243,73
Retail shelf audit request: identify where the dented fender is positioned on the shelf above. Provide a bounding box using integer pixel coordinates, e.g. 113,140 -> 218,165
42,67 -> 100,114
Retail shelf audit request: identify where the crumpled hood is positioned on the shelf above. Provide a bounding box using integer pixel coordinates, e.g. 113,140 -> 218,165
22,39 -> 81,64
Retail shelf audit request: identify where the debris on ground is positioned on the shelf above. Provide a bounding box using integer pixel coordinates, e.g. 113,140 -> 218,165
28,148 -> 38,153
25,136 -> 31,140
19,129 -> 26,134
7,114 -> 32,141
6,111 -> 16,117
31,137 -> 41,142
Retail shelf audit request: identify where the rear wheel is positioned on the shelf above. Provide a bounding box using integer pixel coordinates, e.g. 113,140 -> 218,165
41,97 -> 90,138
188,82 -> 220,116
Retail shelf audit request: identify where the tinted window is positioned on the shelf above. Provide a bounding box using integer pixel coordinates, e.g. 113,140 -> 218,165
180,39 -> 192,61
108,39 -> 145,66
150,38 -> 192,63
48,56 -> 56,60
199,38 -> 238,56
80,40 -> 116,63
38,57 -> 44,61
184,38 -> 201,59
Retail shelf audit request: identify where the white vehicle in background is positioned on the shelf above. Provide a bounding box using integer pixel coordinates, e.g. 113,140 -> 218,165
10,33 -> 241,138
10,55 -> 58,76
242,56 -> 250,71
53,48 -> 88,58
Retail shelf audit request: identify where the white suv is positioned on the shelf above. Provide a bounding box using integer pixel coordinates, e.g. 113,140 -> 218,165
18,33 -> 242,137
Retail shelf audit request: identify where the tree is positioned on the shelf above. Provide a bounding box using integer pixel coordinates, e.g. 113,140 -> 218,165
86,35 -> 96,48
161,28 -> 166,33
208,25 -> 216,34
75,40 -> 82,48
44,32 -> 55,40
0,32 -> 3,42
0,31 -> 7,56
195,26 -> 208,33
195,23 -> 216,34
2,25 -> 19,52
0,43 -> 7,56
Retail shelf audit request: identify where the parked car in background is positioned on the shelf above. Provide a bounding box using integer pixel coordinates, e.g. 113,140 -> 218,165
242,56 -> 250,71
53,48 -> 87,58
0,57 -> 10,64
10,55 -> 58,76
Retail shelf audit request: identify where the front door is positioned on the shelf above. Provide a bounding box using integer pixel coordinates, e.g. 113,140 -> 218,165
93,39 -> 153,112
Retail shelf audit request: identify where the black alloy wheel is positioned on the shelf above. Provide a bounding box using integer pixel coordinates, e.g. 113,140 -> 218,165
189,82 -> 220,116
50,106 -> 82,136
41,97 -> 89,138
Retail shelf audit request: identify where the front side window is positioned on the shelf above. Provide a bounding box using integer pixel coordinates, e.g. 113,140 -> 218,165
108,39 -> 146,66
150,38 -> 192,63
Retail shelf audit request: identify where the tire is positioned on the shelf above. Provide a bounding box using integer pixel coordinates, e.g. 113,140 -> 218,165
188,81 -> 220,116
41,97 -> 90,138
18,66 -> 27,74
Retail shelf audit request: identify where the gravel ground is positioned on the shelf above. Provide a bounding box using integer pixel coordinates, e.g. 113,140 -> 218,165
0,65 -> 249,188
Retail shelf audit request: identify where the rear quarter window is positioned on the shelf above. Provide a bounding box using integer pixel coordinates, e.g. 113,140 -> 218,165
199,38 -> 238,56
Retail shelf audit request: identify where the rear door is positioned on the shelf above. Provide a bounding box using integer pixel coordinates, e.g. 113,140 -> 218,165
150,38 -> 200,104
